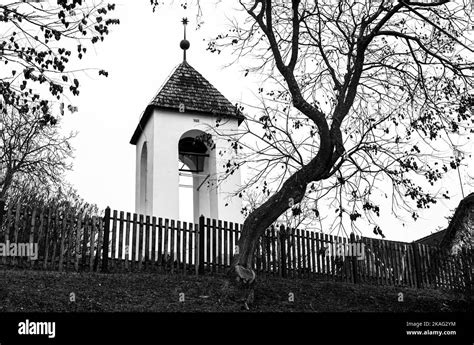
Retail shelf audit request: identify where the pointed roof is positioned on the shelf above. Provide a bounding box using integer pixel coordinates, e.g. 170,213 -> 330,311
130,62 -> 244,145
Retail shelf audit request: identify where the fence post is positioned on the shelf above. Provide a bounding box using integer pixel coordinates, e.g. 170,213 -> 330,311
350,233 -> 358,284
101,207 -> 111,273
279,225 -> 287,278
198,215 -> 205,275
411,242 -> 422,288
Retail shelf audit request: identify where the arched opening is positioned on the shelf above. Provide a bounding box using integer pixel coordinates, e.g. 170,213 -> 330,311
178,159 -> 194,223
178,136 -> 208,173
178,130 -> 211,224
139,142 -> 148,213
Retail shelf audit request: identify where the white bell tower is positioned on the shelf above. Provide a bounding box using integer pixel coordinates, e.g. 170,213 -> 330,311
130,18 -> 244,224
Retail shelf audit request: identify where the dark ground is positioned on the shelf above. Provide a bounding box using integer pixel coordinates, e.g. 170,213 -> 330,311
0,269 -> 471,312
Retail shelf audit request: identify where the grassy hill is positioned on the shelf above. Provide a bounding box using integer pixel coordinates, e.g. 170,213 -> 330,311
0,269 -> 470,312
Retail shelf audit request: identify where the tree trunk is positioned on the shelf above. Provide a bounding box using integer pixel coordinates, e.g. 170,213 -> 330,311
229,137 -> 334,281
0,170 -> 13,201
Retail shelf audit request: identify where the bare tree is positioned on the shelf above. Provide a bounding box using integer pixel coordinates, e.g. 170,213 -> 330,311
200,0 -> 474,281
0,104 -> 74,200
148,0 -> 474,283
0,0 -> 119,122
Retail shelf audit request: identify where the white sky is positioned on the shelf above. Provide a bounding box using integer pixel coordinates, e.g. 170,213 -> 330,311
59,1 -> 473,243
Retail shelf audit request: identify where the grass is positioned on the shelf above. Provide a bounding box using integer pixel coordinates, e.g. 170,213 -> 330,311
0,269 -> 471,312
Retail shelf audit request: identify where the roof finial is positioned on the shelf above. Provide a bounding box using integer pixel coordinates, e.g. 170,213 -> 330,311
180,17 -> 190,62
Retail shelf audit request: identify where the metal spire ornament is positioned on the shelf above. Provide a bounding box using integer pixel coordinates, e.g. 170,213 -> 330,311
180,18 -> 190,62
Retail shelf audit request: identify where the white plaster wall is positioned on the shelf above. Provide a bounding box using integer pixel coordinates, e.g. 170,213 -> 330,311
135,115 -> 154,216
134,107 -> 243,224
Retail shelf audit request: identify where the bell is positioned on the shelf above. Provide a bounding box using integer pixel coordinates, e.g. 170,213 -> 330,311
178,137 -> 208,173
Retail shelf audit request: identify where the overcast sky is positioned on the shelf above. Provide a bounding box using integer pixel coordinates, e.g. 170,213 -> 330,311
60,1 -> 473,243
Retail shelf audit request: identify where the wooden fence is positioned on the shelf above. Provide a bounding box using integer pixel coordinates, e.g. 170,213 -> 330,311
0,202 -> 103,272
0,203 -> 471,292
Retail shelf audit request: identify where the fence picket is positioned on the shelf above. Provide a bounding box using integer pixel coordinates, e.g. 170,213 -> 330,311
365,237 -> 372,284
89,216 -> 97,271
36,208 -> 46,268
217,220 -> 223,273
151,216 -> 157,269
58,210 -> 67,272
323,233 -> 329,279
277,229 -> 282,276
124,213 -> 131,271
403,243 -> 411,287
300,229 -> 307,277
387,241 -> 395,286
145,216 -> 151,270
314,232 -> 320,276
12,204 -> 21,266
118,211 -> 125,270
95,217 -> 103,272
401,243 -> 409,287
393,242 -> 401,286
64,212 -> 73,271
426,246 -> 434,288
236,224 -> 241,267
188,223 -> 194,273
28,208 -> 37,269
80,216 -> 89,271
295,229 -> 301,277
170,219 -> 175,274
182,222 -> 188,274
434,247 -> 443,289
393,242 -> 400,286
195,222 -> 201,275
185,220 -> 191,272
388,240 -> 395,286
163,218 -> 170,270
74,214 -> 81,271
406,243 -> 415,288
272,227 -> 278,275
138,215 -> 144,271
157,218 -> 163,271
262,229 -> 267,274
338,236 -> 345,282
206,218 -> 211,272
139,213 -> 145,270
211,219 -> 217,274
111,210 -> 118,271
176,220 -> 181,274
307,231 -> 313,277
419,244 -> 428,288
132,214 -> 138,270
223,221 -> 228,270
397,243 -> 405,286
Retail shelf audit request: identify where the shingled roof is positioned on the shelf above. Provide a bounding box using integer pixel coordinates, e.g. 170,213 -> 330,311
130,62 -> 244,145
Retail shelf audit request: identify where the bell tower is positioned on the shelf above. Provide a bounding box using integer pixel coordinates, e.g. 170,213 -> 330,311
130,19 -> 244,224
